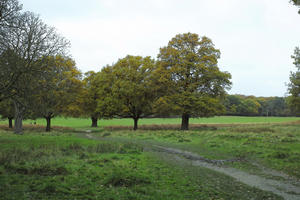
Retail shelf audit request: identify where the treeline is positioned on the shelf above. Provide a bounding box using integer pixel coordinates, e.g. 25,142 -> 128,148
1,0 -> 300,133
224,95 -> 289,117
0,0 -> 232,133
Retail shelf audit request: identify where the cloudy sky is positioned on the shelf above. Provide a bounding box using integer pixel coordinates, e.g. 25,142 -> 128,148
20,0 -> 300,97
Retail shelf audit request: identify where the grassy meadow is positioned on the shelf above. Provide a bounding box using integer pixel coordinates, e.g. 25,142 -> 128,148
0,116 -> 299,128
1,116 -> 300,199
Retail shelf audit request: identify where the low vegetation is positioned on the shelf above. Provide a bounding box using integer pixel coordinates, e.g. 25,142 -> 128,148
89,123 -> 300,179
0,128 -> 283,200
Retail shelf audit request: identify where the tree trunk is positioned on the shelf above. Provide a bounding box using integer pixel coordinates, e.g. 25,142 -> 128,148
91,116 -> 98,127
14,101 -> 24,134
133,118 -> 139,131
8,117 -> 13,128
181,113 -> 189,130
45,117 -> 51,132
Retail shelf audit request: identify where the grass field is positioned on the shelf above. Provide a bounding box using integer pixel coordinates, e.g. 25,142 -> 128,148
0,116 -> 299,128
1,117 -> 300,199
0,130 -> 281,200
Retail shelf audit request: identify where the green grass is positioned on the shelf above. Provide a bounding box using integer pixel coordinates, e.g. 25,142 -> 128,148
1,116 -> 299,199
1,116 -> 299,128
100,124 -> 300,178
0,130 -> 281,200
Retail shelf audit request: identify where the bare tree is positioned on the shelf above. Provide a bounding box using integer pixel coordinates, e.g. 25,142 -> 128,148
0,0 -> 22,27
0,11 -> 70,134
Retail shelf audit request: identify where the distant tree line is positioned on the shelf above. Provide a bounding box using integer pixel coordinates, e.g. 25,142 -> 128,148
223,95 -> 290,117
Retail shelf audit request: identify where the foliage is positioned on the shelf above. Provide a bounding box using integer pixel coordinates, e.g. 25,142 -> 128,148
0,9 -> 70,133
78,71 -> 101,127
157,32 -> 232,130
0,99 -> 14,128
0,99 -> 14,120
224,95 -> 289,116
97,55 -> 157,130
31,56 -> 82,131
287,47 -> 300,115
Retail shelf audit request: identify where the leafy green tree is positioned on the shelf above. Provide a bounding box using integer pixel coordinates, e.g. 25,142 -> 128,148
157,33 -> 232,130
32,56 -> 82,132
237,98 -> 261,116
0,99 -> 14,128
287,47 -> 300,115
79,71 -> 102,127
224,95 -> 243,115
97,56 -> 157,130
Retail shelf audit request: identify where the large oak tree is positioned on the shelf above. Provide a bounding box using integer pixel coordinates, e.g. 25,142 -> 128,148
157,33 -> 231,130
97,56 -> 157,130
79,71 -> 102,127
32,56 -> 82,132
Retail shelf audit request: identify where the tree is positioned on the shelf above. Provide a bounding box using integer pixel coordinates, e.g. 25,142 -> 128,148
78,71 -> 101,127
0,11 -> 70,134
157,33 -> 232,130
0,99 -> 14,128
237,98 -> 261,116
32,56 -> 82,132
0,0 -> 23,101
0,0 -> 22,27
97,56 -> 157,130
287,47 -> 300,115
290,0 -> 300,14
224,95 -> 243,115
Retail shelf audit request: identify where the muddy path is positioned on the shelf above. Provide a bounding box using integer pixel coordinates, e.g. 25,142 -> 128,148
84,133 -> 300,200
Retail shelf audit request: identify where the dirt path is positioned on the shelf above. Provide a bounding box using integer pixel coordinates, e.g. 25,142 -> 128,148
84,133 -> 300,200
153,145 -> 300,200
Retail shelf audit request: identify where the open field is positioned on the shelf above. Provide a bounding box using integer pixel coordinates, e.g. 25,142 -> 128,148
0,130 -> 282,200
0,116 -> 299,128
1,117 -> 300,199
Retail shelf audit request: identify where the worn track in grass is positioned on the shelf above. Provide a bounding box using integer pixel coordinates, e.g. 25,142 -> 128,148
84,133 -> 300,200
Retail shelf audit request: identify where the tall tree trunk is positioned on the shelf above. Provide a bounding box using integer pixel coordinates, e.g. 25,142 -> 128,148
181,113 -> 189,130
14,101 -> 24,134
133,117 -> 139,131
91,116 -> 98,127
45,117 -> 51,132
8,117 -> 13,128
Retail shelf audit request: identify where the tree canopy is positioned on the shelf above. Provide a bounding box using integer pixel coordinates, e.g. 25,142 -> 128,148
157,33 -> 231,130
78,71 -> 102,127
32,56 -> 82,132
287,47 -> 300,115
0,1 -> 71,133
0,0 -> 22,27
97,55 -> 157,130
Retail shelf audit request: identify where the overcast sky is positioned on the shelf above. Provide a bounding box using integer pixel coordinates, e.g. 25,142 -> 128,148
20,0 -> 300,97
